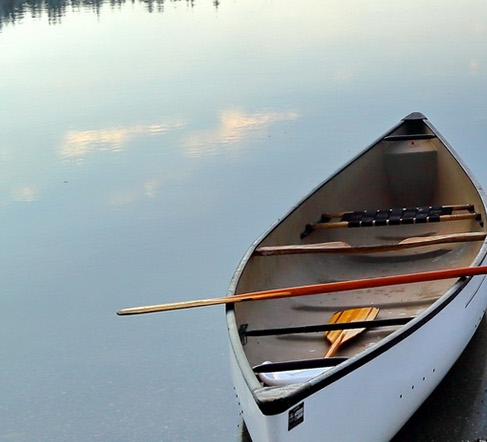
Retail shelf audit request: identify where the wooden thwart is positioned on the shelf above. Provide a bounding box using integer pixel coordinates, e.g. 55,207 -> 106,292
324,308 -> 380,357
254,232 -> 486,256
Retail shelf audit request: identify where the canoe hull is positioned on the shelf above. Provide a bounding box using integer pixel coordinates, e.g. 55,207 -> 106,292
226,113 -> 487,441
230,272 -> 487,441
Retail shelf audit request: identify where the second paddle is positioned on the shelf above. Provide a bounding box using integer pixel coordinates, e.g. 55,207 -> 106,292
324,308 -> 380,357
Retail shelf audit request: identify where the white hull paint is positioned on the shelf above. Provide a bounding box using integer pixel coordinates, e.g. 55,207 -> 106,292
231,274 -> 487,441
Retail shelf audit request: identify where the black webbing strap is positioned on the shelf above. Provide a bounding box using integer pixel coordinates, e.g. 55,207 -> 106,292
301,204 -> 480,238
338,206 -> 453,227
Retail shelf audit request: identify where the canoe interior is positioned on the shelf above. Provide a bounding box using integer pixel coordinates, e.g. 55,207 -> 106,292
231,116 -> 487,371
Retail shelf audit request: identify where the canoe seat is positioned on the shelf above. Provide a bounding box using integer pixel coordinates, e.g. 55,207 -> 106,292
301,204 -> 482,238
336,206 -> 455,226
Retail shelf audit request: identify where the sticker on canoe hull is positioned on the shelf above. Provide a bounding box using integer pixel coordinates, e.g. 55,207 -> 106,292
288,402 -> 304,431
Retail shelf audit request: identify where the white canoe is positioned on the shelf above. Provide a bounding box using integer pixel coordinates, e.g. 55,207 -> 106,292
226,113 -> 487,441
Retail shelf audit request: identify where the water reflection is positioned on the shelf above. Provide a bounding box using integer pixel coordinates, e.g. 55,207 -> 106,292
181,108 -> 299,157
0,0 -> 215,27
59,108 -> 298,163
60,120 -> 186,162
12,185 -> 40,202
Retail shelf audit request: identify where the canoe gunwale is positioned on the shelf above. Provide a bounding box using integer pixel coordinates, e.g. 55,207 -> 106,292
226,112 -> 487,418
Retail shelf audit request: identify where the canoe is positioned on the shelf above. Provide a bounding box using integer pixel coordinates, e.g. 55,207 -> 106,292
226,112 -> 487,441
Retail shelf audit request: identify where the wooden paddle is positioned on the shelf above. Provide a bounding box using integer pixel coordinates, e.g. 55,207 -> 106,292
117,265 -> 487,316
324,308 -> 379,357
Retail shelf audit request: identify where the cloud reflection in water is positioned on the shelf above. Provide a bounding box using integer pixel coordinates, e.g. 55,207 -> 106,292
60,108 -> 299,162
57,108 -> 300,209
181,108 -> 299,157
60,120 -> 186,162
12,185 -> 40,202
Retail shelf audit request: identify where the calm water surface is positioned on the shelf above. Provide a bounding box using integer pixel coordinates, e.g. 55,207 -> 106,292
2,1 -> 487,440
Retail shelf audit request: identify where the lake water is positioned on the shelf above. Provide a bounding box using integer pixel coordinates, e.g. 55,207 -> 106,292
2,0 -> 487,440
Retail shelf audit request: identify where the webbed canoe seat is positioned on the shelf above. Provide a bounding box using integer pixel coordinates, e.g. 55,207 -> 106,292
301,203 -> 482,237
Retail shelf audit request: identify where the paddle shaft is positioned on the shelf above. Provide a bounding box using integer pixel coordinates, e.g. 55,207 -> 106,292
117,265 -> 487,315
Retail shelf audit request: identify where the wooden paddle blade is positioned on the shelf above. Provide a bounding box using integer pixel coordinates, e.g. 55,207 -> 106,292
324,307 -> 379,357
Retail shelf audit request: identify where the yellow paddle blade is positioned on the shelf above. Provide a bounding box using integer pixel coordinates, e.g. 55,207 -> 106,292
324,307 -> 379,357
